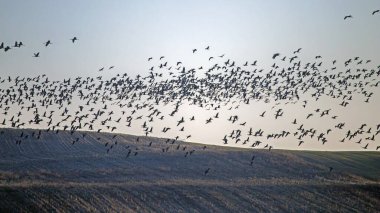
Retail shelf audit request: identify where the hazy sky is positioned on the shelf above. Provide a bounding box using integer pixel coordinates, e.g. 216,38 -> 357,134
1,0 -> 379,150
1,0 -> 380,78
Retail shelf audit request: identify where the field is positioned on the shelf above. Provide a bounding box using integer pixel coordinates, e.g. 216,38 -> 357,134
0,128 -> 379,212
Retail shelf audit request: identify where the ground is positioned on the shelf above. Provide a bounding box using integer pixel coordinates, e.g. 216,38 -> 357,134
0,128 -> 379,212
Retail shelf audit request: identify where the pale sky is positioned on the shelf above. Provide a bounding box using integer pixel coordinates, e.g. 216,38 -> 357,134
0,0 -> 379,150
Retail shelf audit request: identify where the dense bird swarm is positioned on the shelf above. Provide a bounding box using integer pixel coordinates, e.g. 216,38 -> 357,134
0,9 -> 380,212
1,41 -> 379,153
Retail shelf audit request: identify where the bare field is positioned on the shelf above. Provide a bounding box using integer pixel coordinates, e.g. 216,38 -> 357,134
0,128 -> 379,212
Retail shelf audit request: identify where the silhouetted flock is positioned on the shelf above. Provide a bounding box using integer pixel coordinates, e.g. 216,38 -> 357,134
1,11 -> 380,174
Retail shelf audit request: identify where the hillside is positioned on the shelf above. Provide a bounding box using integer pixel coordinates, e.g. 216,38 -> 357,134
0,128 -> 379,212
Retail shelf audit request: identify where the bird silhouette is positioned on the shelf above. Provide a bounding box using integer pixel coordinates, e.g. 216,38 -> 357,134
344,15 -> 353,20
71,37 -> 78,43
204,168 -> 210,175
0,44 -> 379,159
44,40 -> 52,47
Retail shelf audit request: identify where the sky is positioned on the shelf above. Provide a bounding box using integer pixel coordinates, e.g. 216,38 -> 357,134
0,0 -> 379,150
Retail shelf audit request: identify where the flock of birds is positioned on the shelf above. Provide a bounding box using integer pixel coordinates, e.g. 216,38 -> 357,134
344,9 -> 379,20
1,12 -> 380,175
0,37 -> 78,56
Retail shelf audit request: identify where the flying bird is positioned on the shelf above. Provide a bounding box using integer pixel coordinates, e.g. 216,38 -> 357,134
344,15 -> 353,20
272,53 -> 280,59
204,168 -> 210,175
44,40 -> 52,47
71,37 -> 78,43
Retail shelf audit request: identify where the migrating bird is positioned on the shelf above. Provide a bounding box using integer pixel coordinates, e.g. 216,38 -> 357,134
372,10 -> 379,15
33,52 -> 40,57
272,53 -> 280,59
4,46 -> 11,52
259,111 -> 266,117
71,37 -> 78,43
44,40 -> 52,47
344,15 -> 353,20
204,168 -> 210,175
293,48 -> 302,54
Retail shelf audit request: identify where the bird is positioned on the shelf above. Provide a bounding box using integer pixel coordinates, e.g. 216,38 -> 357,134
372,10 -> 379,15
222,135 -> 228,144
71,37 -> 78,43
344,15 -> 353,20
272,53 -> 280,59
259,111 -> 266,117
204,168 -> 210,175
362,143 -> 369,149
192,49 -> 197,53
33,52 -> 40,57
293,48 -> 302,54
44,40 -> 52,47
